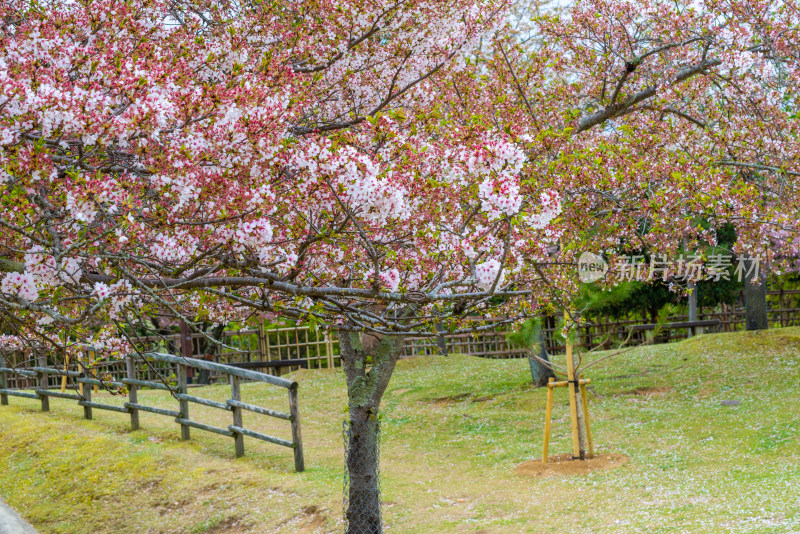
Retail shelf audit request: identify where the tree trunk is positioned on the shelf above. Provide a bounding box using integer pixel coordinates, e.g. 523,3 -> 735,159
687,280 -> 698,337
744,259 -> 768,331
528,322 -> 555,387
346,405 -> 381,533
338,328 -> 404,534
571,376 -> 587,459
434,321 -> 448,356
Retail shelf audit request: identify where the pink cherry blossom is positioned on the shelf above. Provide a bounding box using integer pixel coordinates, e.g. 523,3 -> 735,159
1,272 -> 38,301
475,259 -> 505,290
93,282 -> 112,300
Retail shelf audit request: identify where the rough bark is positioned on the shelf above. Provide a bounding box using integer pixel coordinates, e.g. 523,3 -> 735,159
744,259 -> 768,331
338,328 -> 404,534
346,404 -> 381,534
528,322 -> 555,387
434,321 -> 448,356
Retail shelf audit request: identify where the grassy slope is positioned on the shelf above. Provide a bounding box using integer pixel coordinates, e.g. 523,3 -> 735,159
0,328 -> 799,533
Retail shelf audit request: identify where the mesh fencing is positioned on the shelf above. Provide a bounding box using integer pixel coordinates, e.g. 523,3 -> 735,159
343,419 -> 382,534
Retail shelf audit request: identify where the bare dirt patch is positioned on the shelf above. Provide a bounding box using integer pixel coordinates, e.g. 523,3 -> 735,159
696,385 -> 715,398
622,386 -> 672,396
155,497 -> 192,516
278,505 -> 328,534
205,516 -> 249,533
423,393 -> 470,405
422,392 -> 498,405
515,453 -> 629,477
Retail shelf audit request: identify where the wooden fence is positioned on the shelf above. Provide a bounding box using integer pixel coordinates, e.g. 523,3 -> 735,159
0,352 -> 304,472
399,328 -> 528,359
3,290 -> 800,390
136,324 -> 340,379
400,289 -> 800,357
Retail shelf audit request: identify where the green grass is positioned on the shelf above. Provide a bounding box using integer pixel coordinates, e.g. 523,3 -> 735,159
1,328 -> 799,533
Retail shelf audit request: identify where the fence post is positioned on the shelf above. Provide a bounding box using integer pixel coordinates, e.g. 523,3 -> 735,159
288,384 -> 304,472
83,372 -> 93,420
126,355 -> 139,430
264,330 -> 273,375
325,335 -> 333,368
36,352 -> 49,412
258,322 -> 266,362
180,321 -> 195,384
89,349 -> 99,393
177,363 -> 190,441
77,352 -> 83,396
0,353 -> 7,406
230,375 -> 245,457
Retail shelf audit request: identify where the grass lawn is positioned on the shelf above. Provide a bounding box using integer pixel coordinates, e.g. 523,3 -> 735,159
1,328 -> 799,533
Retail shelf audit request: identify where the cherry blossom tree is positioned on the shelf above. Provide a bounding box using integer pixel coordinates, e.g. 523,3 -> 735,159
1,0 -> 799,531
477,0 -> 800,452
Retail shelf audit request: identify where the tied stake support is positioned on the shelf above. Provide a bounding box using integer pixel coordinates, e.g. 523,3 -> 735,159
541,377 -> 595,464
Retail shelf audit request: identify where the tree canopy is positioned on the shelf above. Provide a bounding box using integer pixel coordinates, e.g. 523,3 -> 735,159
0,0 -> 797,355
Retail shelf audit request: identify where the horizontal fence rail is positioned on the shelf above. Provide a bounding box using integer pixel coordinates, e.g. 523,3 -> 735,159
132,325 -> 341,382
0,352 -> 304,472
3,289 -> 799,393
401,290 -> 800,358
0,290 -> 774,384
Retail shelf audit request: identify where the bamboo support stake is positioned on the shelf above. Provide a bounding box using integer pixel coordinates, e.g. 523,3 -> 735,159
89,350 -> 99,393
579,380 -> 594,458
542,377 -> 555,464
61,352 -> 69,393
564,312 -> 581,459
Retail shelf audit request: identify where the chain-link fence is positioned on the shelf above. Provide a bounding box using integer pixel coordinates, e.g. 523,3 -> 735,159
343,419 -> 382,534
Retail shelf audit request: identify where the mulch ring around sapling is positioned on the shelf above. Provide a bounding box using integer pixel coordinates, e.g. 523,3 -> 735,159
515,453 -> 629,477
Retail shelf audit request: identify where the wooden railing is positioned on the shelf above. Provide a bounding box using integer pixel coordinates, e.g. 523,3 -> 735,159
399,328 -> 529,359
4,290 -> 800,393
0,352 -> 304,472
87,289 -> 800,367
136,324 -> 340,379
398,293 -> 800,358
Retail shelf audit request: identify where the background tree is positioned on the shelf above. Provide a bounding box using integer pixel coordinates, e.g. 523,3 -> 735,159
577,224 -> 742,325
506,317 -> 556,386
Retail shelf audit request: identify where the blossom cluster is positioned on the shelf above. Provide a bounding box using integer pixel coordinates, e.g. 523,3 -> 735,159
1,272 -> 38,301
233,218 -> 274,253
475,259 -> 505,290
24,247 -> 82,287
528,190 -> 562,230
472,136 -> 527,219
365,268 -> 402,292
